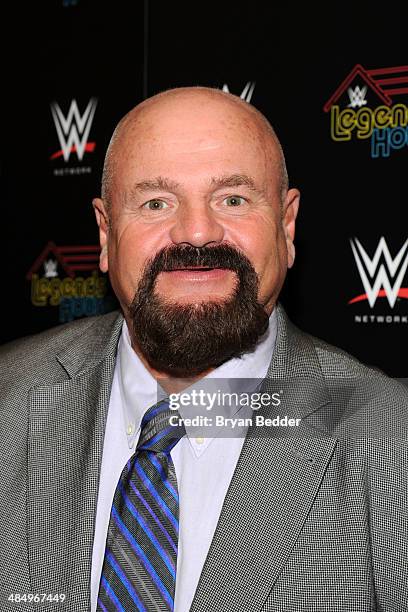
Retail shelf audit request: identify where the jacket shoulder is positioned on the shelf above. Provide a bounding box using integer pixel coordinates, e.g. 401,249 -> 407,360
303,330 -> 408,435
310,333 -> 386,378
0,311 -> 122,388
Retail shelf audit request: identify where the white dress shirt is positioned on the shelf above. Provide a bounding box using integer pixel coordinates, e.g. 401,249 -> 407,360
91,310 -> 277,612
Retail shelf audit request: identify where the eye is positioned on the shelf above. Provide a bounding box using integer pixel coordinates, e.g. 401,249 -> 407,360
223,195 -> 246,207
142,199 -> 169,211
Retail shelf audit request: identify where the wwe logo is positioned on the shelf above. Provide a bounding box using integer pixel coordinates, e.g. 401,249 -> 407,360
350,237 -> 408,308
222,81 -> 256,103
43,259 -> 58,278
347,85 -> 367,108
51,98 -> 97,161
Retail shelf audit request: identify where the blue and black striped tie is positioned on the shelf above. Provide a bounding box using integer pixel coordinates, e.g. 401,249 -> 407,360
97,399 -> 186,611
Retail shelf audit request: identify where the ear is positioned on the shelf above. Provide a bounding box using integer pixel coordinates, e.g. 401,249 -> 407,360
92,198 -> 110,273
282,188 -> 300,269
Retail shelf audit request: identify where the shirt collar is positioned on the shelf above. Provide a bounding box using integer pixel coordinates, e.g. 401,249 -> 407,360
117,309 -> 277,457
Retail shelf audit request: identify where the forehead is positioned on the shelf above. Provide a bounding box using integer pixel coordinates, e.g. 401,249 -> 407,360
112,98 -> 278,191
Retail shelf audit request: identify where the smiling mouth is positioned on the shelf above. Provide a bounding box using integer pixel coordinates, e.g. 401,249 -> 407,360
160,267 -> 233,281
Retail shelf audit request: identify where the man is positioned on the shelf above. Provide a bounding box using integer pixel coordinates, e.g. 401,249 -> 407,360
1,87 -> 407,612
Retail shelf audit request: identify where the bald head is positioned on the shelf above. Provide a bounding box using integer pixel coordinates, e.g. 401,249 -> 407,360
101,86 -> 288,214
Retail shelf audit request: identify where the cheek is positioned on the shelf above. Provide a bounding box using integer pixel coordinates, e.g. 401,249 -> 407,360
234,217 -> 284,275
108,225 -> 158,302
236,221 -> 287,305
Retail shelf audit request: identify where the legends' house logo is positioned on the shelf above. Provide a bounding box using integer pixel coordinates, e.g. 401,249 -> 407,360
324,64 -> 408,158
349,237 -> 408,314
26,241 -> 107,322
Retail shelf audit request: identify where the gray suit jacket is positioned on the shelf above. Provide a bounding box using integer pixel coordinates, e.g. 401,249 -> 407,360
0,304 -> 407,612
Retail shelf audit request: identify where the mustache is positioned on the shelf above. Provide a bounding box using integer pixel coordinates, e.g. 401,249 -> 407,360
143,243 -> 253,278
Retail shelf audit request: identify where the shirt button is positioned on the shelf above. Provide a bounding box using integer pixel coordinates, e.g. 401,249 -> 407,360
195,437 -> 205,445
127,424 -> 134,435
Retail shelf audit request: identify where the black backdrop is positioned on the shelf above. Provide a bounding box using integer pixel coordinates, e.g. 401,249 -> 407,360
3,1 -> 408,377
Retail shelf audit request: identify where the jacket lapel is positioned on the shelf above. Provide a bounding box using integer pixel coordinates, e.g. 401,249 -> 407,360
27,312 -> 123,611
190,304 -> 337,612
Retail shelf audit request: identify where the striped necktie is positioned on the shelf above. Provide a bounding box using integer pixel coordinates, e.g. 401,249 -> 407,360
97,399 -> 186,612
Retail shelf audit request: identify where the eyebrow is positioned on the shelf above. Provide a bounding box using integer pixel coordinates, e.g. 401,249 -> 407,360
210,173 -> 258,191
130,173 -> 259,195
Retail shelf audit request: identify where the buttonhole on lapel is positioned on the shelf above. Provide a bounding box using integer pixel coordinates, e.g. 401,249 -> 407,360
291,446 -> 316,465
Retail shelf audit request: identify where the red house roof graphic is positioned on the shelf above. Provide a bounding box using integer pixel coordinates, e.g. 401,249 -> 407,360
323,64 -> 408,112
26,241 -> 101,280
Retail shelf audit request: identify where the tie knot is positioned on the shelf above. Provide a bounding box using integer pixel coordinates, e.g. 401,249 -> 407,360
137,399 -> 186,454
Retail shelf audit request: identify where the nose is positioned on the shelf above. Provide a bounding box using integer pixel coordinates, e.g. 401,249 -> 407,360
169,199 -> 225,247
